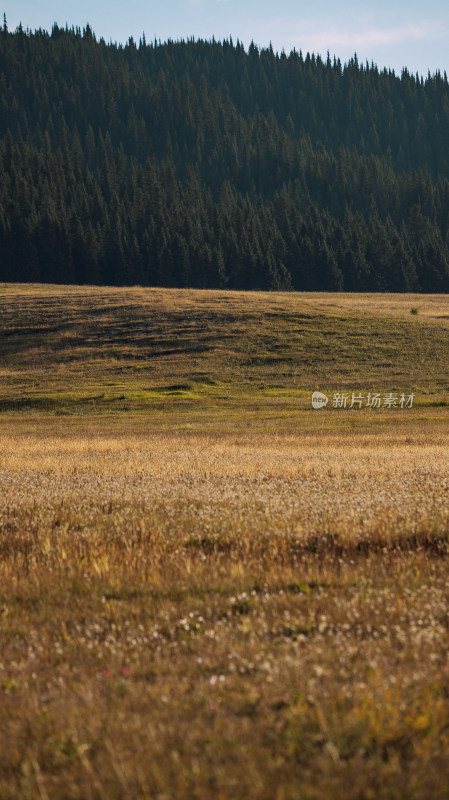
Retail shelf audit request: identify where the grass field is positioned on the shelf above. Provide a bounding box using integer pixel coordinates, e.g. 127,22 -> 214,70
1,285 -> 449,799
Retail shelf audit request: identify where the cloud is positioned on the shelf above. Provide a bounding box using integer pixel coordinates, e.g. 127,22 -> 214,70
253,16 -> 446,58
305,22 -> 445,53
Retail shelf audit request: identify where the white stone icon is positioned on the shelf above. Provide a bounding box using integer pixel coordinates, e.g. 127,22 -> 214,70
312,391 -> 329,409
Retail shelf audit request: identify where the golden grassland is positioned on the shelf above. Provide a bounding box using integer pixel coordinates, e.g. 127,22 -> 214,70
1,284 -> 449,799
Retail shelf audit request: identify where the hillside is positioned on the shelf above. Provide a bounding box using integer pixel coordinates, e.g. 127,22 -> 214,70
1,24 -> 449,289
1,285 -> 448,425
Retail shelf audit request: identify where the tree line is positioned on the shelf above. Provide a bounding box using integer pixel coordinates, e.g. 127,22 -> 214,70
1,19 -> 449,290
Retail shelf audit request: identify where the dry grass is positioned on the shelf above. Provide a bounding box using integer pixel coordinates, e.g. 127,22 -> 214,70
1,285 -> 449,416
1,285 -> 449,799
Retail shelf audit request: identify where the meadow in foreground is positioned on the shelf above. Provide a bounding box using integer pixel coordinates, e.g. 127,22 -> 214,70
0,285 -> 449,799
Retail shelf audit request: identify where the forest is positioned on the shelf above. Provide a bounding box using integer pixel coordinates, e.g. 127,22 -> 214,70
2,18 -> 449,291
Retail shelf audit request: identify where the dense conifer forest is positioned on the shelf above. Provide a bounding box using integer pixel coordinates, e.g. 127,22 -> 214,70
2,18 -> 449,290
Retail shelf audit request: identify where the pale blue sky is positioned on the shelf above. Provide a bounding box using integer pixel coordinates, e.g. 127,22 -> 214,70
4,0 -> 449,77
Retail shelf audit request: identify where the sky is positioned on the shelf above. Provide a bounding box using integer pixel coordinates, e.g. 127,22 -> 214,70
4,0 -> 449,77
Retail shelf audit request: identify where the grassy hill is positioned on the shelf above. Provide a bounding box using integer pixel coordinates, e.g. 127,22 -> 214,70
1,284 -> 448,427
